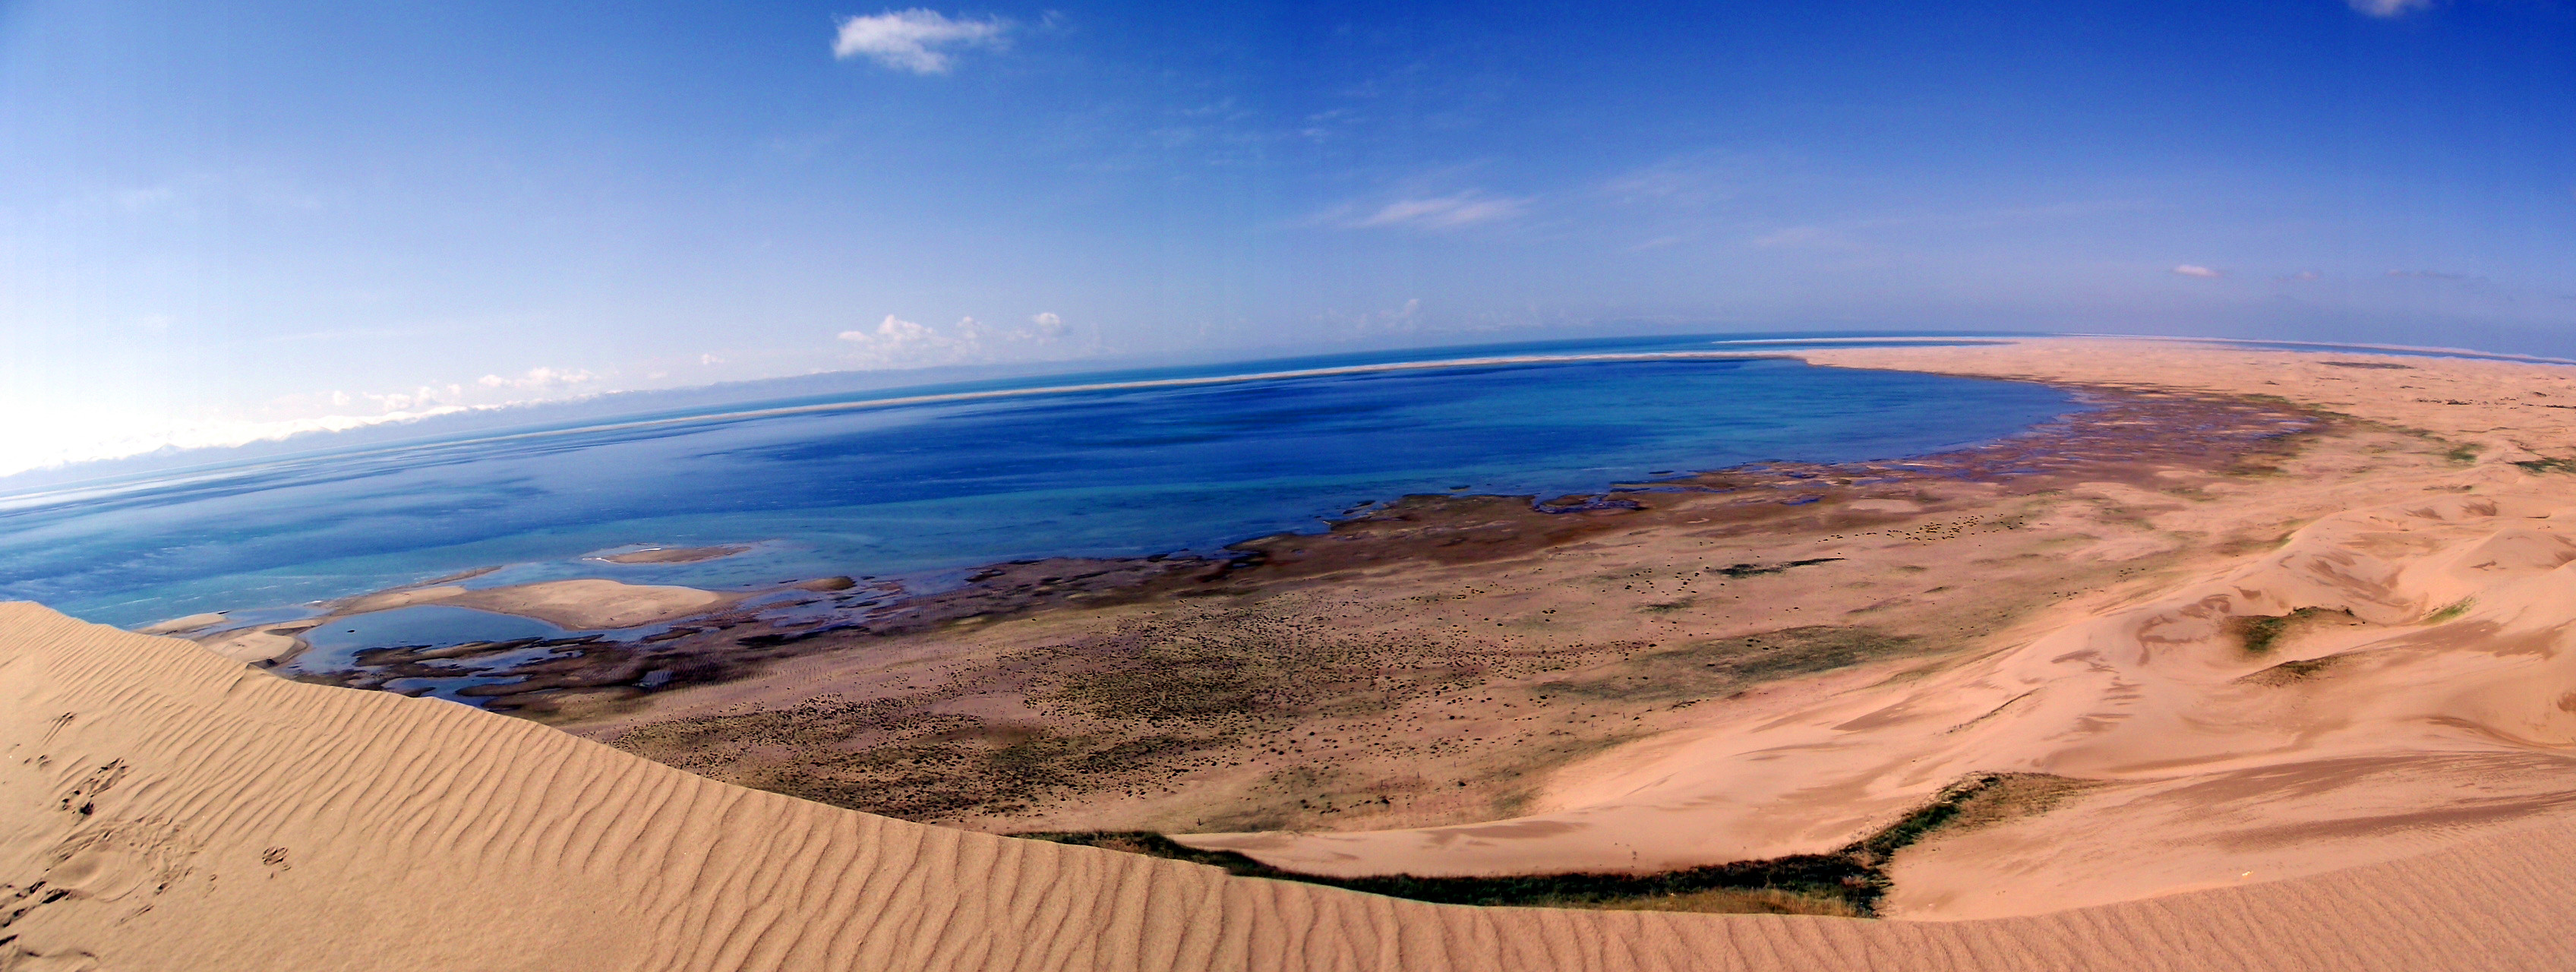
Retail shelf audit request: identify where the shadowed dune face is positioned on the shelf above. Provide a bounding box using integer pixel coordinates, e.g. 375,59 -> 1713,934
9,601 -> 2576,971
1179,490 -> 2576,893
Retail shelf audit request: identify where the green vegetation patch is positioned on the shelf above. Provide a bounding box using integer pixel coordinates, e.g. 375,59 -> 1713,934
2423,598 -> 2476,624
1025,772 -> 2085,917
613,606 -> 1533,824
2231,607 -> 2350,654
1020,829 -> 1874,917
2514,458 -> 2576,475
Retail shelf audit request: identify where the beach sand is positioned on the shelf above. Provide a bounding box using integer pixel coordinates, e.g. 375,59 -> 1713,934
11,336 -> 2576,967
8,601 -> 2576,970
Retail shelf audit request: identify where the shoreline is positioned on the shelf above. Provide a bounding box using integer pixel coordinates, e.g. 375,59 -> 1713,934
31,335 -> 2576,950
556,337 -> 2576,919
219,377 -> 2322,715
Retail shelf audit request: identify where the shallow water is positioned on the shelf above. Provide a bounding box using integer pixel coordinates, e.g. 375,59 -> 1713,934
0,336 -> 2079,627
289,605 -> 569,672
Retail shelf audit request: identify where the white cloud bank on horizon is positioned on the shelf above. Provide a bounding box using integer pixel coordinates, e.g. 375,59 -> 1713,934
2348,0 -> 2435,17
2171,264 -> 2224,278
0,404 -> 501,482
837,312 -> 1074,367
478,365 -> 600,391
832,10 -> 1012,74
0,363 -> 623,481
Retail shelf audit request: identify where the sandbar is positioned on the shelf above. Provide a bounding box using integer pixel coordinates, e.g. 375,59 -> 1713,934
595,544 -> 753,565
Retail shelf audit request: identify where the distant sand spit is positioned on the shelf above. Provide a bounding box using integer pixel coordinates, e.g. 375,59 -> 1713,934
5,603 -> 2576,970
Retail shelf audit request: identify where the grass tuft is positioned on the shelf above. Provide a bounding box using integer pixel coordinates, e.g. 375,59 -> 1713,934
2231,607 -> 2348,654
2423,598 -> 2475,624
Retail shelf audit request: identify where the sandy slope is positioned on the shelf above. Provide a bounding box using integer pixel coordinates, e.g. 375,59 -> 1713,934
1176,340 -> 2576,918
1182,480 -> 2576,898
5,601 -> 2575,970
11,337 -> 2576,968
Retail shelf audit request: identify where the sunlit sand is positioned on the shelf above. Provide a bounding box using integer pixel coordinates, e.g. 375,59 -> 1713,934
11,338 -> 2576,968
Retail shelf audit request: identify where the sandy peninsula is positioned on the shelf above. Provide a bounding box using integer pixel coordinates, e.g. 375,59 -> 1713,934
10,336 -> 2576,968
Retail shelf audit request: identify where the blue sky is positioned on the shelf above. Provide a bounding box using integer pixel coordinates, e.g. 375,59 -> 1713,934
2,0 -> 2571,473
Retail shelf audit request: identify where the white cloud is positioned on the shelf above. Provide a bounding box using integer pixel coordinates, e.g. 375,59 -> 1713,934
2170,264 -> 2224,278
1343,191 -> 1530,231
840,314 -> 935,346
833,10 -> 1011,74
366,383 -> 470,413
475,366 -> 599,392
2348,0 -> 2433,17
835,312 -> 1081,368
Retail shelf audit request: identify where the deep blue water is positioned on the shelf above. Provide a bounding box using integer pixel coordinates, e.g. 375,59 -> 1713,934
0,338 -> 2079,628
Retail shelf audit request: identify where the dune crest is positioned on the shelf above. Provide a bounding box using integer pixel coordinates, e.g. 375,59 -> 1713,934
3,601 -> 2574,969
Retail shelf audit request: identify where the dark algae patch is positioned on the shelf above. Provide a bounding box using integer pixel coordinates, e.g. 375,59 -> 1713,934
1538,626 -> 1911,703
2231,608 -> 2353,654
1709,557 -> 1845,578
2240,655 -> 2345,686
1020,830 -> 1876,917
614,606 -> 1589,822
1024,772 -> 2086,917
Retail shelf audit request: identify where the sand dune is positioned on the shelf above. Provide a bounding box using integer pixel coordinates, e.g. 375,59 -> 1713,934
12,338 -> 2576,968
4,601 -> 2575,970
1173,341 -> 2576,920
1179,484 -> 2576,897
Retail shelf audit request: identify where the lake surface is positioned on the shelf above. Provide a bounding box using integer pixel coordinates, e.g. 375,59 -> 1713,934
0,336 -> 2079,628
